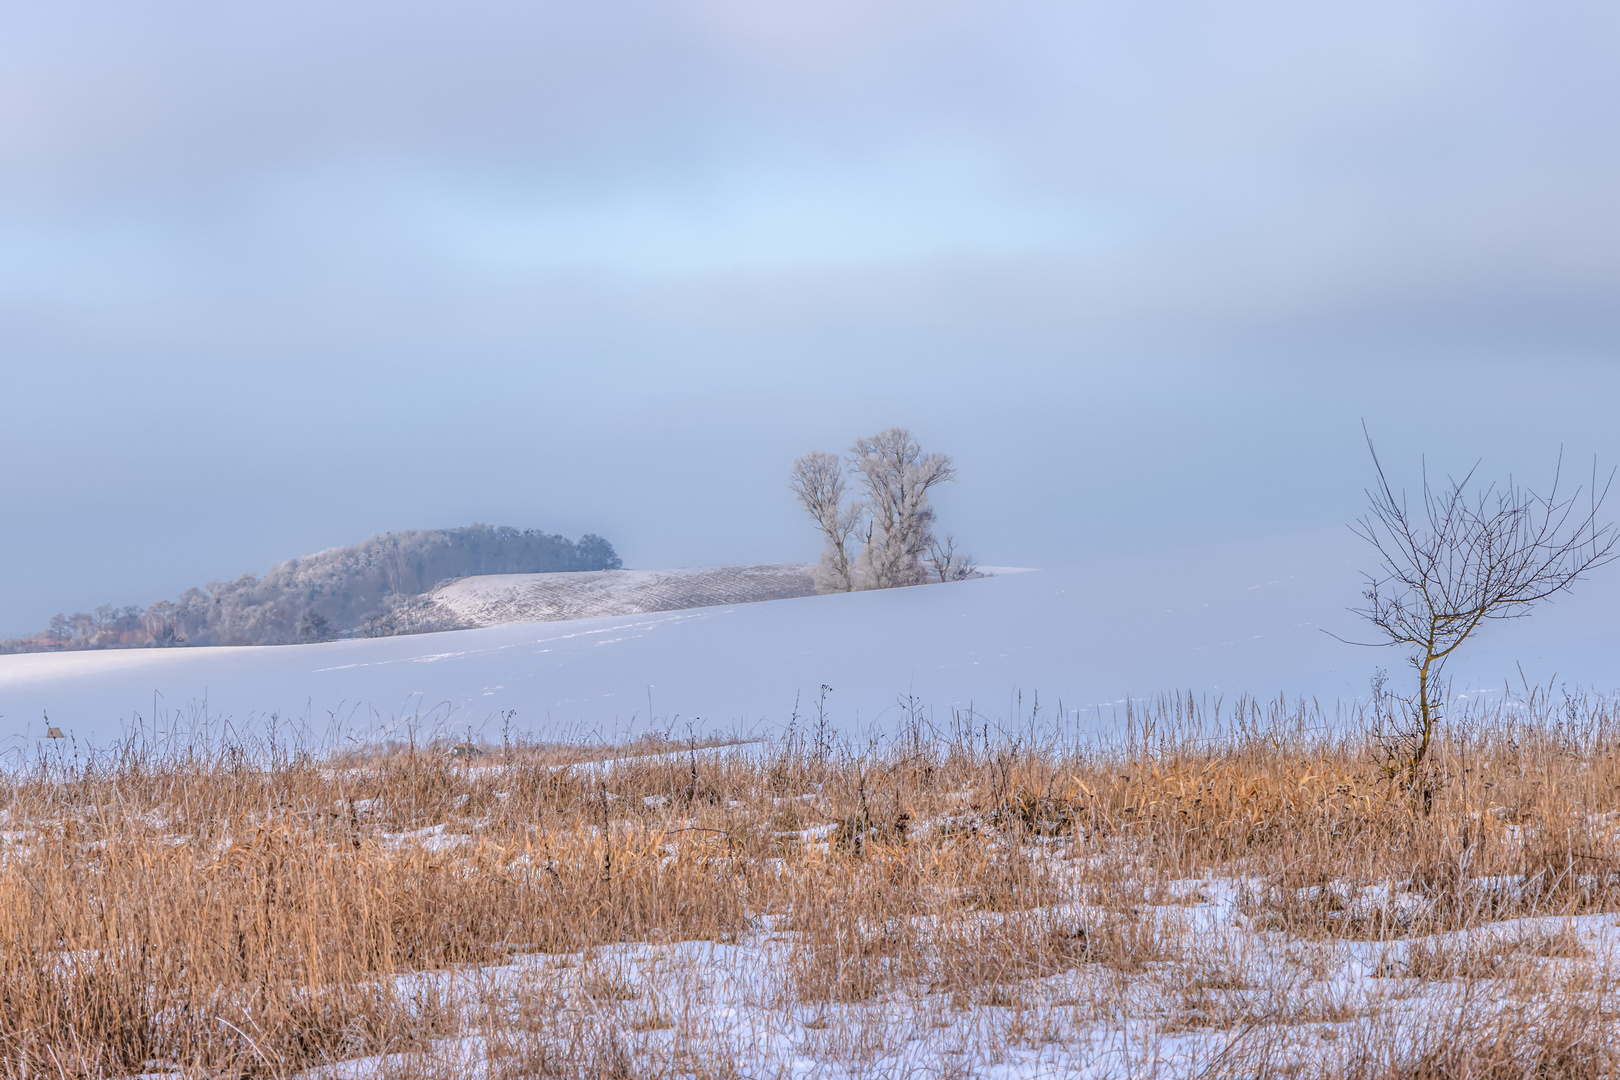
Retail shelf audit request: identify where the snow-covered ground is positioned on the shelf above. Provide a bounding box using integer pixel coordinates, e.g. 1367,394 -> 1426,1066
306,899 -> 1620,1079
427,563 -> 816,626
3,528 -> 1617,749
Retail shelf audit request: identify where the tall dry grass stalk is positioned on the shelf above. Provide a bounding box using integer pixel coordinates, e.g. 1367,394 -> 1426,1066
4,689 -> 1620,1076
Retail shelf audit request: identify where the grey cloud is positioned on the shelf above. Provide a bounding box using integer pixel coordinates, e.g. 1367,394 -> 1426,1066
3,0 -> 1619,640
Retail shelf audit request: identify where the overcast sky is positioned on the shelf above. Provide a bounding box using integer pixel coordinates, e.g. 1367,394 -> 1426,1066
3,0 -> 1619,636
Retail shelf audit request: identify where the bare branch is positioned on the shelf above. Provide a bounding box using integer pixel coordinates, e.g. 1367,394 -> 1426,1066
1349,428 -> 1617,777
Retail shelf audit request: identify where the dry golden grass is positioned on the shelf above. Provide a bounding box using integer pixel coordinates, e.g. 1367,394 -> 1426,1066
6,693 -> 1620,1076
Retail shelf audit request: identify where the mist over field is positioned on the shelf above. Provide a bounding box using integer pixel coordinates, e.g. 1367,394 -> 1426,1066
3,0 -> 1619,647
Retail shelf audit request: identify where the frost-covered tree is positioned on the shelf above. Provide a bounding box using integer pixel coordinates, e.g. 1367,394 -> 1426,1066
850,428 -> 956,589
790,429 -> 960,592
295,610 -> 335,644
789,450 -> 861,593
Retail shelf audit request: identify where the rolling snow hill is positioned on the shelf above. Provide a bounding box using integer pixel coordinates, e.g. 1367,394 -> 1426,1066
3,529 -> 1617,752
427,563 -> 816,626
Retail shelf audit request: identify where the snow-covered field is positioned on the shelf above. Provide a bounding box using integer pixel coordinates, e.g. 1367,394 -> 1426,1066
12,725 -> 1618,1079
7,562 -> 1620,1077
427,563 -> 817,626
3,529 -> 1617,750
311,892 -> 1620,1079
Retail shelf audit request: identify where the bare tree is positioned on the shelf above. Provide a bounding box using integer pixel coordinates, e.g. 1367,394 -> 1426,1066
927,534 -> 978,582
789,450 -> 862,593
850,428 -> 956,589
1348,433 -> 1616,777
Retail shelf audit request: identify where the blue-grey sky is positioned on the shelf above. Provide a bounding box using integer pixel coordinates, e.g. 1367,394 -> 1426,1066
4,0 -> 1620,636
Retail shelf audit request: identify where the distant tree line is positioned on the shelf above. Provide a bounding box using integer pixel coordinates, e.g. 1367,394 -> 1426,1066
0,525 -> 621,653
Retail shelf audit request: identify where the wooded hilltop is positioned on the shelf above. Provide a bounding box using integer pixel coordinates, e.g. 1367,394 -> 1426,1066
1,525 -> 621,652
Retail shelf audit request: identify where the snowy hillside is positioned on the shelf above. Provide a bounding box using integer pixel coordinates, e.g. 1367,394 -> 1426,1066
427,563 -> 816,626
3,529 -> 1617,750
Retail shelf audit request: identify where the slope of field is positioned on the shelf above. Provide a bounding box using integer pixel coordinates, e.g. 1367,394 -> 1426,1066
2,528 -> 1617,751
427,563 -> 816,626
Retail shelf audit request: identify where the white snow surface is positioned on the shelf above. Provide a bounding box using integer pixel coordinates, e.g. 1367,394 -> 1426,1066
3,528 -> 1618,748
295,905 -> 1620,1079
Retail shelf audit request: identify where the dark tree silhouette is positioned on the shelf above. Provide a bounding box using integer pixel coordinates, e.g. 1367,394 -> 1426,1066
1349,432 -> 1616,777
